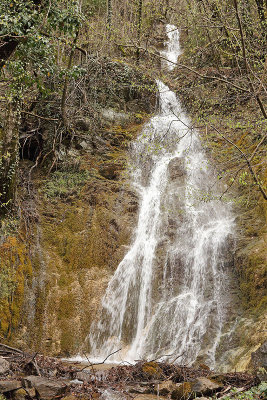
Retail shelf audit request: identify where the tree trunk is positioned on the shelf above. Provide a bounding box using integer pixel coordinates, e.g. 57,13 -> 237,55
107,0 -> 112,35
136,0 -> 143,64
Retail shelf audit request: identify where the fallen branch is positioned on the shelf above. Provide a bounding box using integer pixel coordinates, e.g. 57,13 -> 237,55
0,343 -> 23,354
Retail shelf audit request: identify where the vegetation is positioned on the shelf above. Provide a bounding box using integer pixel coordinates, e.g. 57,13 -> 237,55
0,0 -> 266,375
44,170 -> 90,198
216,382 -> 267,399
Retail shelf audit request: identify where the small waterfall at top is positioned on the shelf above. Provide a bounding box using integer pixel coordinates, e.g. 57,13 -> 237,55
88,25 -> 234,367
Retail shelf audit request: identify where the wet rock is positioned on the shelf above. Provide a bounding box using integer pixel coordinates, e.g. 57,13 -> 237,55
171,382 -> 192,399
168,157 -> 185,181
76,371 -> 91,382
23,376 -> 70,400
0,357 -> 10,375
191,377 -> 223,396
13,388 -> 28,400
0,380 -> 22,393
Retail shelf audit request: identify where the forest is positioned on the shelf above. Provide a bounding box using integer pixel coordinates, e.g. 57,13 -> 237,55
0,0 -> 266,399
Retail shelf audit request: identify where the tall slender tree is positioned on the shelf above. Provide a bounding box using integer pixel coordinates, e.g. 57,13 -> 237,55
136,0 -> 143,64
107,0 -> 112,36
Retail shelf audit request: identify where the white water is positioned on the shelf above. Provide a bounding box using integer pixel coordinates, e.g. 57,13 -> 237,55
87,25 -> 234,367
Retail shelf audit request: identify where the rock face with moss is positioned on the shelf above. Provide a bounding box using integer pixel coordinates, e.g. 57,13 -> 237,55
0,58 -> 156,355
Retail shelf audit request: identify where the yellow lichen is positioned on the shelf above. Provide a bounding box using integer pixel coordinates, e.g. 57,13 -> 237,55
0,236 -> 32,339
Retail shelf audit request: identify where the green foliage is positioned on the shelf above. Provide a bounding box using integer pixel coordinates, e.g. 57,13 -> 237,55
216,382 -> 267,399
0,0 -> 82,100
0,216 -> 19,236
44,170 -> 90,198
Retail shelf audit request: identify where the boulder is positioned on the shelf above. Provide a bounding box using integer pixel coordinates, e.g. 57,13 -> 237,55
191,377 -> 223,396
0,380 -> 22,393
155,380 -> 176,396
23,375 -> 70,400
142,362 -> 163,379
76,371 -> 91,382
0,357 -> 10,375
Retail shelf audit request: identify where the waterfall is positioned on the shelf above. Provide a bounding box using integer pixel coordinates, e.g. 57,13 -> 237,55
88,25 -> 234,367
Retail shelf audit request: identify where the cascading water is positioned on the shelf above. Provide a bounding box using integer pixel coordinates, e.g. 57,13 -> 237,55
88,25 -> 234,367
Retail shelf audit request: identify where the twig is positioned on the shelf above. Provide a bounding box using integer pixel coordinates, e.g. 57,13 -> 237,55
0,343 -> 23,354
209,124 -> 267,200
21,111 -> 58,121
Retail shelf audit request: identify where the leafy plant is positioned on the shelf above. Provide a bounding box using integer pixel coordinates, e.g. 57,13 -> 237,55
217,382 -> 267,399
44,170 -> 90,198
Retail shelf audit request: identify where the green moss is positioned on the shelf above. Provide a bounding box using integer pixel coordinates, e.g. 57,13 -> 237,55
142,362 -> 163,379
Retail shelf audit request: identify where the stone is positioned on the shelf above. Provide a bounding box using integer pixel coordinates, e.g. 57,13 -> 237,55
251,341 -> 267,369
0,357 -> 10,375
76,371 -> 91,382
154,380 -> 176,396
142,362 -> 163,379
13,388 -> 28,400
171,382 -> 192,400
128,382 -> 151,394
0,380 -> 22,393
23,376 -> 70,400
191,377 -> 223,396
78,140 -> 91,150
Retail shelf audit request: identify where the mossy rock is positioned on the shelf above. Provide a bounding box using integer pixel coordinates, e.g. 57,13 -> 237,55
142,362 -> 163,379
171,382 -> 193,400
